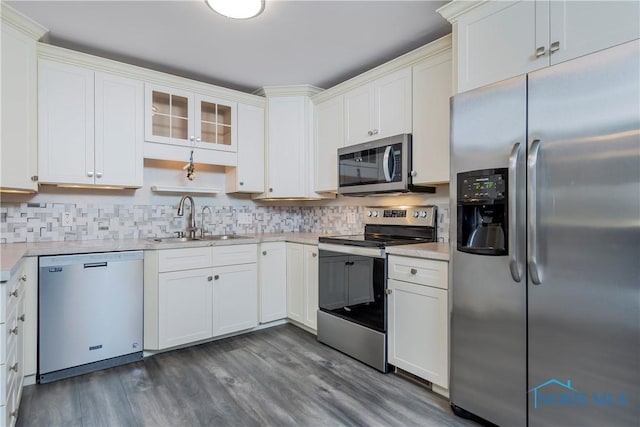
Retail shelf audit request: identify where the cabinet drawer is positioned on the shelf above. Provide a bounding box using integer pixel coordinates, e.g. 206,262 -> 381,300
211,244 -> 257,267
388,255 -> 448,289
158,247 -> 212,272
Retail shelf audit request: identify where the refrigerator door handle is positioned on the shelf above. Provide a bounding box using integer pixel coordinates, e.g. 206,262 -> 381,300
528,139 -> 543,284
508,142 -> 523,282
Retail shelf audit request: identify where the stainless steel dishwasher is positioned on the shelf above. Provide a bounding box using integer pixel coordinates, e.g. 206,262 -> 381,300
38,251 -> 143,383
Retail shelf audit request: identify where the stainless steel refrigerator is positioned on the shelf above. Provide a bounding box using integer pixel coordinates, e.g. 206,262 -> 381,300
450,40 -> 639,427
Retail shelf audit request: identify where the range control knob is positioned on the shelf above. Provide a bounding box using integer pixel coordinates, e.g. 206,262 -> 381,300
412,211 -> 419,218
420,211 -> 428,218
367,211 -> 373,217
372,211 -> 379,218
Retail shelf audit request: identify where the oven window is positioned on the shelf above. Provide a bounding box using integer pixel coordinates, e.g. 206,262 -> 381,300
318,251 -> 386,332
339,143 -> 403,186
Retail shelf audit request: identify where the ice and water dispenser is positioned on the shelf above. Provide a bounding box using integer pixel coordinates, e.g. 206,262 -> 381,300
457,169 -> 508,255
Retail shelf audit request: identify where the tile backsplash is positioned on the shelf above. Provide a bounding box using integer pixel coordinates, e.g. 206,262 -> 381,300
1,202 -> 450,244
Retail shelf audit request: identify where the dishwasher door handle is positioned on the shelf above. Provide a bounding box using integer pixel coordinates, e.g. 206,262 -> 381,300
84,262 -> 108,269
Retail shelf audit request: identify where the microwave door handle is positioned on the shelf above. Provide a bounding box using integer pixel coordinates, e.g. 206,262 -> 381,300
383,145 -> 393,182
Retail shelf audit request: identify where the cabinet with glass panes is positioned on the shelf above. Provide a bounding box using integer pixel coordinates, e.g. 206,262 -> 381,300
145,83 -> 237,152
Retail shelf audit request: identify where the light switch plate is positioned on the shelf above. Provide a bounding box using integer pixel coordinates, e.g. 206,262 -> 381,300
61,212 -> 72,227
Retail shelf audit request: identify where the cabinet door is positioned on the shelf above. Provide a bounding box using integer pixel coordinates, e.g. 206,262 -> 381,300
145,83 -> 194,145
1,24 -> 38,192
344,84 -> 373,145
314,96 -> 344,193
158,268 -> 213,349
266,97 -> 307,197
227,103 -> 264,193
303,245 -> 319,330
194,94 -> 237,152
38,60 -> 95,185
412,54 -> 452,185
455,0 -> 548,93
94,72 -> 143,187
258,242 -> 287,323
347,256 -> 374,306
374,67 -> 412,139
549,0 -> 640,65
212,263 -> 258,336
286,243 -> 304,322
387,278 -> 448,388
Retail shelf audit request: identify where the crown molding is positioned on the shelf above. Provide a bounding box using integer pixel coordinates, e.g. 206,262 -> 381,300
312,33 -> 452,104
0,3 -> 48,40
37,43 -> 265,108
437,0 -> 488,23
256,85 -> 324,98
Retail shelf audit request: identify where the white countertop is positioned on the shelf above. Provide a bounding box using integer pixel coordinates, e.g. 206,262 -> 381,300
385,242 -> 450,262
1,234 -> 451,281
0,232 -> 328,281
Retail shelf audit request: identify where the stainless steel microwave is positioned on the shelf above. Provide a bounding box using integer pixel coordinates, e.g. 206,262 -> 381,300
337,134 -> 435,196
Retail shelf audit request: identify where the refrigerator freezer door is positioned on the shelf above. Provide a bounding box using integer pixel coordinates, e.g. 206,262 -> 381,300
450,76 -> 527,426
527,40 -> 640,426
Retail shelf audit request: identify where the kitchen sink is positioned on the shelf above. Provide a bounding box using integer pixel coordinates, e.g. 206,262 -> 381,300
201,234 -> 251,241
149,237 -> 202,243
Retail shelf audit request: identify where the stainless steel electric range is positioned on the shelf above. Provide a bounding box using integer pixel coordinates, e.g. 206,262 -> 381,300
317,205 -> 437,372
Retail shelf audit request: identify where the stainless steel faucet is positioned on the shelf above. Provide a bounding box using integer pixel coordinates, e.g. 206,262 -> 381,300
177,195 -> 198,239
201,205 -> 212,238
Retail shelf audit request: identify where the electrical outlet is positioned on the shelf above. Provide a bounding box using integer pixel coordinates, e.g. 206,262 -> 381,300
61,212 -> 73,227
347,212 -> 357,224
237,212 -> 252,225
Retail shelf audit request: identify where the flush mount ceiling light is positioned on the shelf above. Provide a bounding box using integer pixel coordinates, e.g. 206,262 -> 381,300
205,0 -> 265,19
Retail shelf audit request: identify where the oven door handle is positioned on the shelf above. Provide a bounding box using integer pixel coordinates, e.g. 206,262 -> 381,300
318,243 -> 386,259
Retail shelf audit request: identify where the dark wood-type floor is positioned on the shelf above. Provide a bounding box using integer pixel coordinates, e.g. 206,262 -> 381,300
17,324 -> 476,427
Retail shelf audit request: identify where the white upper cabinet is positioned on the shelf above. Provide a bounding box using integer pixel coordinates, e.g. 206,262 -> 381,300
1,18 -> 43,193
313,95 -> 344,193
226,103 -> 265,193
440,0 -> 640,93
344,67 -> 412,145
411,52 -> 452,185
94,72 -> 144,187
38,60 -> 143,187
145,83 -> 237,151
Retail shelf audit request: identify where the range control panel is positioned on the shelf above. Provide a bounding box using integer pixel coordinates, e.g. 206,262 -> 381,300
363,206 -> 437,227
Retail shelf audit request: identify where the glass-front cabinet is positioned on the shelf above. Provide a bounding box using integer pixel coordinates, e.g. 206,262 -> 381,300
145,83 -> 237,152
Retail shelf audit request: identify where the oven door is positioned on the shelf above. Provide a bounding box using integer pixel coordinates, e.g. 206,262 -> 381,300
338,134 -> 410,195
318,244 -> 386,333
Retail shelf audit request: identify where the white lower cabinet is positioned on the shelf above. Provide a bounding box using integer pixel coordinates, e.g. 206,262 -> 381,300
387,255 -> 449,393
286,243 -> 319,331
145,245 -> 258,350
258,242 -> 287,323
158,267 -> 214,349
211,263 -> 258,336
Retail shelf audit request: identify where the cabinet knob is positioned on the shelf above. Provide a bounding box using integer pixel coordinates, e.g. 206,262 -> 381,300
535,46 -> 546,58
239,181 -> 244,186
549,41 -> 560,54
87,171 -> 94,177
214,275 -> 220,280
207,276 -> 213,282
9,289 -> 18,298
96,172 -> 103,178
20,274 -> 27,282
410,268 -> 418,275
385,289 -> 393,295
372,129 -> 379,135
10,410 -> 17,418
269,188 -> 273,192
31,175 -> 38,182
410,170 -> 417,177
262,251 -> 267,255
312,252 -> 317,258
10,326 -> 18,335
9,362 -> 18,372
19,314 -> 25,322
190,136 -> 195,142
196,137 -> 201,142
367,130 -> 373,136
